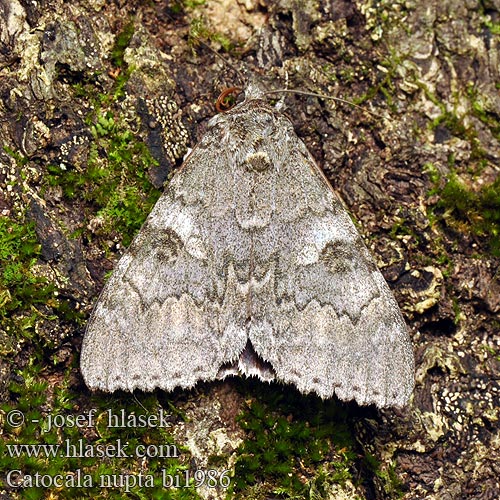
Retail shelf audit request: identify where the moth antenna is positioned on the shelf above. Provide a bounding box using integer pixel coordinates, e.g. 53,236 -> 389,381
265,88 -> 385,120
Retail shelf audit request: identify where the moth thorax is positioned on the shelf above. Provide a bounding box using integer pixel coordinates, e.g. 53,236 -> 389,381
244,151 -> 272,173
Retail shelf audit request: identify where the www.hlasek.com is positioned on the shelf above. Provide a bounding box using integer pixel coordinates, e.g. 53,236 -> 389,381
7,438 -> 177,459
5,408 -> 231,491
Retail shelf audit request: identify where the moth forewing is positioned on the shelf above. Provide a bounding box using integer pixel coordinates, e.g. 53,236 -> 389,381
81,86 -> 414,408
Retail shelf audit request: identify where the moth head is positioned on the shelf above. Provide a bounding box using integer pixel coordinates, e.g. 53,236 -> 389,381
215,78 -> 270,113
243,78 -> 268,100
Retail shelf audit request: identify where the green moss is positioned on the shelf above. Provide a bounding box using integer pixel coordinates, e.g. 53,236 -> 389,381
3,146 -> 28,167
229,384 -> 358,498
364,455 -> 404,498
451,297 -> 463,324
466,83 -> 500,142
364,454 -> 404,498
110,22 -> 135,69
427,170 -> 500,256
431,111 -> 469,140
0,217 -> 59,349
0,360 -> 199,499
189,16 -> 235,53
46,110 -> 160,248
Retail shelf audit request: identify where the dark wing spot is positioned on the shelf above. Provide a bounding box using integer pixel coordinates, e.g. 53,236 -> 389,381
321,241 -> 357,274
155,228 -> 183,264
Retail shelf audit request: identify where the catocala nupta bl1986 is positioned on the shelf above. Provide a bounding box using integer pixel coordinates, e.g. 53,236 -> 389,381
81,83 -> 414,408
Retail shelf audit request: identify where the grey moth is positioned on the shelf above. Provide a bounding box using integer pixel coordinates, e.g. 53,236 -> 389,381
81,83 -> 414,408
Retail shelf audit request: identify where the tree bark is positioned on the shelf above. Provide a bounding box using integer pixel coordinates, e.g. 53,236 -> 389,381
0,0 -> 499,498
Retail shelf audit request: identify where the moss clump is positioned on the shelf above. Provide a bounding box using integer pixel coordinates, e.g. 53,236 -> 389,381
431,112 -> 469,141
188,16 -> 235,53
109,21 -> 136,100
47,19 -> 160,248
46,111 -> 160,248
0,217 -> 57,348
0,360 -> 199,499
110,21 -> 135,69
230,384 -> 358,498
431,172 -> 500,256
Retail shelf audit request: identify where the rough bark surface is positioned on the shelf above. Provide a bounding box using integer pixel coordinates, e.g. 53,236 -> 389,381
0,0 -> 499,499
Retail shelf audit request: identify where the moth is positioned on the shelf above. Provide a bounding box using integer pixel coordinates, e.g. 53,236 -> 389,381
81,83 -> 414,408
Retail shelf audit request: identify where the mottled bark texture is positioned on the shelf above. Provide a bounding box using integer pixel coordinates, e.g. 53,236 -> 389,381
0,0 -> 498,499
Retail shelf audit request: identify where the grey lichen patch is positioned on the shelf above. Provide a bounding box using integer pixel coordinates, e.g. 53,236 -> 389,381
278,0 -> 322,51
150,96 -> 189,165
121,25 -> 189,185
418,411 -> 448,443
1,0 -> 499,498
171,384 -> 246,500
196,0 -> 267,43
401,266 -> 444,315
